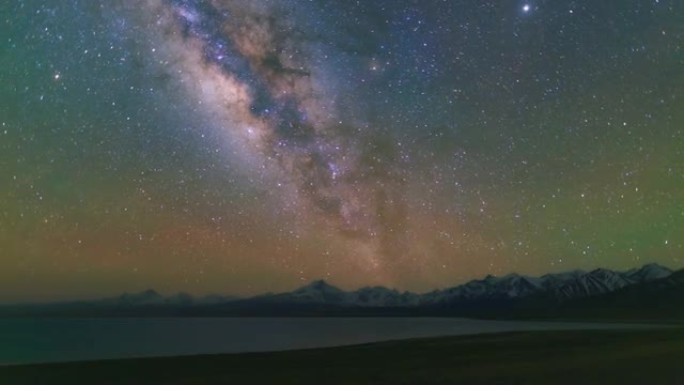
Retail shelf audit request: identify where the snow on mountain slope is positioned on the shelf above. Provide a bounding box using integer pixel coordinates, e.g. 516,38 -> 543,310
623,263 -> 673,282
256,263 -> 676,307
88,264 -> 677,309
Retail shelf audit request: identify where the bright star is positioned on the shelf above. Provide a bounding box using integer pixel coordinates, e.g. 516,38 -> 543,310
522,4 -> 531,13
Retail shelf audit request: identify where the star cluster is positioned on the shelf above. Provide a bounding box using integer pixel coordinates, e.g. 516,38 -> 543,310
0,0 -> 682,301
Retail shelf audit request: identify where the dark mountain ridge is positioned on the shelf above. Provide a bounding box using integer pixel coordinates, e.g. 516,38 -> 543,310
1,263 -> 681,319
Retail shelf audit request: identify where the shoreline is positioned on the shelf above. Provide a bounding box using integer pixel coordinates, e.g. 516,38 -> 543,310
0,317 -> 677,367
2,328 -> 684,384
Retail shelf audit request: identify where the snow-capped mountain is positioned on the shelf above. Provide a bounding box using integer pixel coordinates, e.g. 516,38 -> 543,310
277,280 -> 349,304
253,263 -> 675,307
623,263 -> 673,282
544,264 -> 673,301
349,287 -> 421,307
546,268 -> 633,300
421,273 -> 545,305
255,280 -> 420,307
0,263 -> 677,318
423,263 -> 675,305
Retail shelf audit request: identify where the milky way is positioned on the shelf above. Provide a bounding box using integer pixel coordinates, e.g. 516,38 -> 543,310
152,0 -> 408,267
1,0 -> 682,301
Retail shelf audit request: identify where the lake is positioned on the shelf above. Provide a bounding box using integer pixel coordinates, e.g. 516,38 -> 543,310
0,317 -> 659,365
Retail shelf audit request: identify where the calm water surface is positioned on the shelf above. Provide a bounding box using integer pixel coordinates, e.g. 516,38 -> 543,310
0,317 -> 658,365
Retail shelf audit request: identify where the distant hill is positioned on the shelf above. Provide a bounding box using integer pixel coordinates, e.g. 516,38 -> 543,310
0,263 -> 681,320
544,267 -> 684,320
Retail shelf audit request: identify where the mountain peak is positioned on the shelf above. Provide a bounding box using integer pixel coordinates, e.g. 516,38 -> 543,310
626,263 -> 673,282
295,279 -> 342,293
640,262 -> 672,271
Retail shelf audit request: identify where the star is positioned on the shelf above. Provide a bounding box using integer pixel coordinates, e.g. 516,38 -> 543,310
0,0 -> 682,300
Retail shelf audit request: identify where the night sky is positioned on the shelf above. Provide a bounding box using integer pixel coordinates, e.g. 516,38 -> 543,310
1,0 -> 682,302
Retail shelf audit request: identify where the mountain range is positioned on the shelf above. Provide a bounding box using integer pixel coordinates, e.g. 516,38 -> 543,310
1,263 -> 681,319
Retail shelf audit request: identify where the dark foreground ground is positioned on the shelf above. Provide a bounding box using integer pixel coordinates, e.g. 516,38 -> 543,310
2,328 -> 683,385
